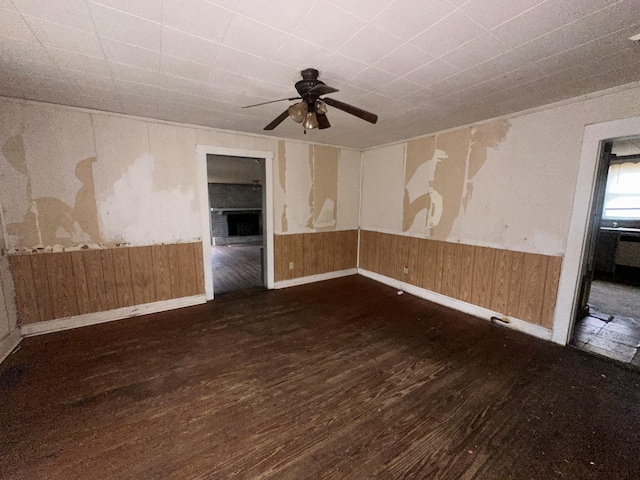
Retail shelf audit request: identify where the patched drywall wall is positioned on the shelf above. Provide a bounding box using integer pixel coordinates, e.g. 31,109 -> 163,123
361,84 -> 640,257
274,140 -> 360,234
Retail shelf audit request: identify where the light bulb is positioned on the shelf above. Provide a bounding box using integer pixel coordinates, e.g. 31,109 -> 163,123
302,111 -> 319,130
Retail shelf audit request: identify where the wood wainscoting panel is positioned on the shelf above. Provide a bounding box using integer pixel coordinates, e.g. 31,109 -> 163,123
419,238 -> 439,292
506,251 -> 525,318
100,249 -> 120,311
151,245 -> 173,301
303,233 -> 320,278
30,254 -> 54,322
358,230 -> 379,273
516,253 -> 549,325
83,249 -> 111,312
274,230 -> 358,281
8,255 -> 40,325
490,249 -> 514,315
471,246 -> 496,310
112,248 -> 135,309
458,244 -> 475,304
358,230 -> 563,328
70,251 -> 91,315
45,252 -> 79,319
541,256 -> 563,329
441,242 -> 462,299
130,246 -> 156,306
8,242 -> 205,326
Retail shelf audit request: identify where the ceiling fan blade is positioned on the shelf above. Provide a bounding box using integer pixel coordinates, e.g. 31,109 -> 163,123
317,112 -> 331,129
323,97 -> 378,124
243,96 -> 301,108
263,109 -> 290,130
308,84 -> 339,96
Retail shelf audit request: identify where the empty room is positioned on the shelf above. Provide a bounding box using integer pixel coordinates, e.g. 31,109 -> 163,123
1,0 -> 640,478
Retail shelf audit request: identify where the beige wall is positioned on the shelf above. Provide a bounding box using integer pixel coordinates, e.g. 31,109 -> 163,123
361,84 -> 640,257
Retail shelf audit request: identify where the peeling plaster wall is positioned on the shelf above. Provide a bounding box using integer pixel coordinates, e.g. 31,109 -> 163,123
274,140 -> 361,235
361,85 -> 640,257
0,98 -> 360,255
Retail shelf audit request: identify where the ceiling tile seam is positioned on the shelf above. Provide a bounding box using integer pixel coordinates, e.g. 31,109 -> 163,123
499,8 -> 609,56
154,0 -> 165,102
202,0 -> 239,14
86,1 -> 162,25
264,0 -> 319,65
84,0 -> 118,93
405,8 -> 490,54
12,5 -> 81,97
483,0 -> 554,32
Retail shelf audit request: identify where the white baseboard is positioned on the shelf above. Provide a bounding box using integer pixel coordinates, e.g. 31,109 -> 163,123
0,328 -> 22,364
358,268 -> 554,342
21,295 -> 207,337
274,268 -> 358,289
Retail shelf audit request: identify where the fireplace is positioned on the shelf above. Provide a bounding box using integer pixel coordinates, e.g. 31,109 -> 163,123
227,213 -> 260,236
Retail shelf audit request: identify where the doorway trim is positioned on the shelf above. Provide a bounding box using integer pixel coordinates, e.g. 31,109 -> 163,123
196,145 -> 274,300
553,115 -> 640,345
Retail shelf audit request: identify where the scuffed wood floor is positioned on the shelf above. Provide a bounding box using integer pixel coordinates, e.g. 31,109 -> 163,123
1,275 -> 640,479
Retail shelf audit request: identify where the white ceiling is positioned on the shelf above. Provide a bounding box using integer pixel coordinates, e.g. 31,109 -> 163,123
1,0 -> 639,149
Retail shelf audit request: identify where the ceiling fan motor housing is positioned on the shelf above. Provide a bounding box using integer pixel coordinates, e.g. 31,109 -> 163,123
295,68 -> 325,104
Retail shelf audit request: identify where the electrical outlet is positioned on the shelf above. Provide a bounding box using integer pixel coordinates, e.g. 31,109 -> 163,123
289,262 -> 294,270
403,266 -> 409,275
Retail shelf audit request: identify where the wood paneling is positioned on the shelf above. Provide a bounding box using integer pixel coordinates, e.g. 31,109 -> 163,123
9,242 -> 205,326
8,255 -> 39,325
303,233 -> 319,278
541,256 -> 562,329
177,243 -> 198,298
30,254 -> 54,322
274,230 -> 358,281
151,245 -> 172,301
419,239 -> 439,292
71,251 -> 91,315
358,230 -> 562,328
84,249 -> 109,312
129,246 -> 155,305
517,253 -> 548,325
112,248 -> 135,309
490,249 -> 513,314
458,244 -> 475,304
471,246 -> 495,309
507,251 -> 525,317
45,252 -> 79,319
441,242 -> 462,299
101,249 -> 119,311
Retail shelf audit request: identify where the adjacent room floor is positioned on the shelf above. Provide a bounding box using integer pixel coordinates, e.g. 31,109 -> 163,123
211,243 -> 264,296
2,276 -> 640,479
572,279 -> 640,365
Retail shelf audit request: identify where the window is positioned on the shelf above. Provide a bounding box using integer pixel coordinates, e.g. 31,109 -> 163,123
602,161 -> 640,220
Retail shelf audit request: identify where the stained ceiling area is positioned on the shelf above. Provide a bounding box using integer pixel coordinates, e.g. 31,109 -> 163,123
0,0 -> 639,149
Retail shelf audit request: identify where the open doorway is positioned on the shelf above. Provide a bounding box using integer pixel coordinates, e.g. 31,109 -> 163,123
207,154 -> 266,298
572,136 -> 640,365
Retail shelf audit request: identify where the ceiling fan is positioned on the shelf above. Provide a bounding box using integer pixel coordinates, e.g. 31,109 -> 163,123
242,68 -> 378,132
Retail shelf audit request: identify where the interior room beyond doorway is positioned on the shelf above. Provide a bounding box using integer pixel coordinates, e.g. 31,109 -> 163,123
207,154 -> 266,297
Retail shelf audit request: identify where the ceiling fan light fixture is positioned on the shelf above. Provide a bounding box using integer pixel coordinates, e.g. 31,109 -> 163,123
315,99 -> 327,114
288,101 -> 307,123
303,111 -> 319,130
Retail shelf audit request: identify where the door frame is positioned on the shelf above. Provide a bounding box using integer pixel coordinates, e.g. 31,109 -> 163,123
196,145 -> 274,301
553,115 -> 640,345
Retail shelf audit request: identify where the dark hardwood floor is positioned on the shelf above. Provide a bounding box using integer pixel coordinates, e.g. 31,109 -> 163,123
212,244 -> 263,296
1,275 -> 640,479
